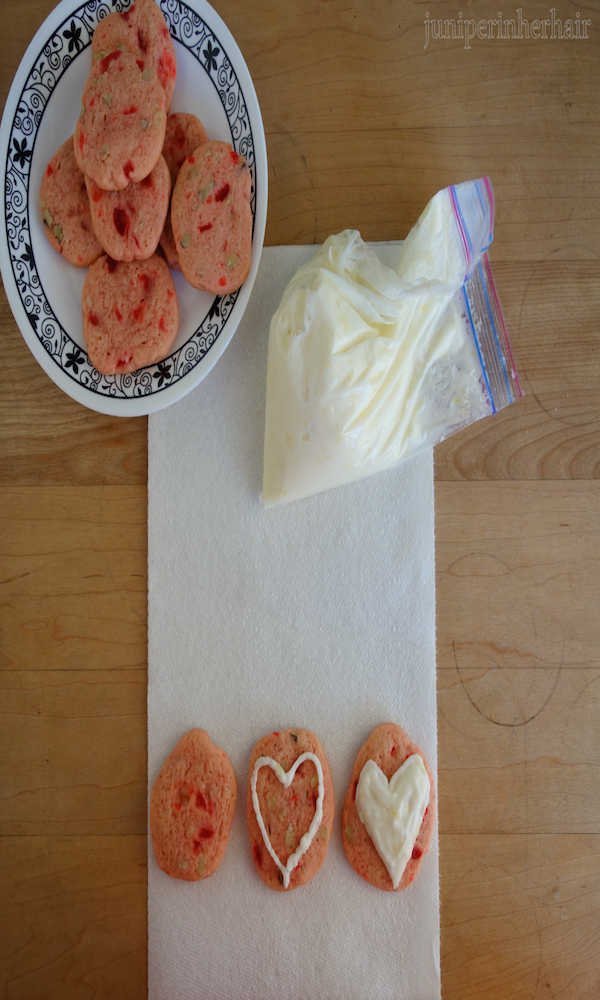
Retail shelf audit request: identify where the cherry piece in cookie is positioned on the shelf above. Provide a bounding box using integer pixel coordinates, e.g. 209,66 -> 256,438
150,729 -> 237,881
39,135 -> 103,267
342,722 -> 435,892
82,254 -> 178,375
247,728 -> 334,891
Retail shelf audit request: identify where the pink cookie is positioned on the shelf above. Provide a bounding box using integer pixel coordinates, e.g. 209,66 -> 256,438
92,0 -> 176,111
39,135 -> 103,267
82,253 -> 178,374
150,729 -> 237,881
247,728 -> 335,892
75,48 -> 167,190
85,154 -> 170,260
171,140 -> 252,295
342,723 -> 436,892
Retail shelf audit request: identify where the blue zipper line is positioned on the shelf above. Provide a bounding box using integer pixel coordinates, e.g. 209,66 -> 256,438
473,180 -> 493,253
477,260 -> 513,404
462,286 -> 496,414
450,184 -> 473,274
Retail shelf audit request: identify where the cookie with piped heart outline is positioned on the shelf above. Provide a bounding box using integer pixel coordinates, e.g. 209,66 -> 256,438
247,728 -> 334,891
342,722 -> 435,891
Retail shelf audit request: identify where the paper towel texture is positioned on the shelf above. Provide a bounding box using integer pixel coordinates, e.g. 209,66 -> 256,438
148,243 -> 440,1000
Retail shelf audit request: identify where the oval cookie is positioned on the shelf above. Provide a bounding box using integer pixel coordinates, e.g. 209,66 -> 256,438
247,728 -> 334,892
75,49 -> 167,190
150,729 -> 237,881
82,253 -> 178,374
342,722 -> 435,892
92,0 -> 177,111
85,154 -> 170,260
171,140 -> 252,294
39,135 -> 103,267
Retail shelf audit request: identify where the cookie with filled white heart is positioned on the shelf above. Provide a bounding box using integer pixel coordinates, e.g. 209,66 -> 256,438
342,722 -> 435,892
149,728 -> 237,881
246,728 -> 335,891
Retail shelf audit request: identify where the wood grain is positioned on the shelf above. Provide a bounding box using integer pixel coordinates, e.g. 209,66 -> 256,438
440,833 -> 600,1000
0,836 -> 147,1000
216,0 -> 600,131
0,487 -> 146,670
263,125 -> 600,255
1,0 -> 599,996
0,670 -> 146,836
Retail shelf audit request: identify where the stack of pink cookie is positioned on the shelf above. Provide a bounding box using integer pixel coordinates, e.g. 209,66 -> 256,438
39,0 -> 253,377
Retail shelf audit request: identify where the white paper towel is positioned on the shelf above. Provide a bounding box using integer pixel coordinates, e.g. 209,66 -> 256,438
148,243 -> 440,1000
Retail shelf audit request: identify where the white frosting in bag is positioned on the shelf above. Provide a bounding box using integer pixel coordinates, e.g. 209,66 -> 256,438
262,190 -> 491,507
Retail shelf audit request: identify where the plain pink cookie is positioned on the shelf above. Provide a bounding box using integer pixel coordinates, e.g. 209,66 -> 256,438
171,140 -> 252,295
85,155 -> 170,260
246,728 -> 335,892
91,0 -> 177,111
74,49 -> 167,190
162,112 -> 209,186
150,729 -> 237,881
82,254 -> 178,374
39,135 -> 103,267
341,723 -> 436,892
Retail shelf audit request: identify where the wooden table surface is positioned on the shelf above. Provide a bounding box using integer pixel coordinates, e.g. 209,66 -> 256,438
1,0 -> 599,997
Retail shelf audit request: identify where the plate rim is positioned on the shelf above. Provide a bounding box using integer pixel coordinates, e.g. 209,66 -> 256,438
0,0 -> 267,417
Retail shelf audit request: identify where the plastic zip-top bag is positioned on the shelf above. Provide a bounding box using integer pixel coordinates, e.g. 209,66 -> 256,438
262,178 -> 522,506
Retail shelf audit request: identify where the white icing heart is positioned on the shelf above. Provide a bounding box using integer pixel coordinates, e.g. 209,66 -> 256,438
355,755 -> 430,888
251,752 -> 324,888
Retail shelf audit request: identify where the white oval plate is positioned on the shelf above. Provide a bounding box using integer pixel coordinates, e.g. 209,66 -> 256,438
0,0 -> 267,416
